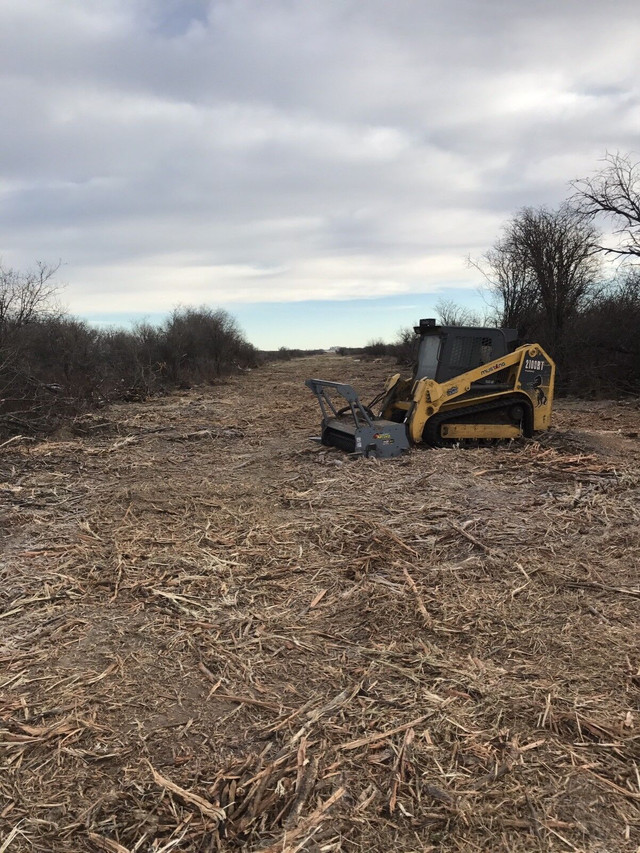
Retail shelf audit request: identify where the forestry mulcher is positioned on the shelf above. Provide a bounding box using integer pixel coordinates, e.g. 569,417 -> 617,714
306,319 -> 555,459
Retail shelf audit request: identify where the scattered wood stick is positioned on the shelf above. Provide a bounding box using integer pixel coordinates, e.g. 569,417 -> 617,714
340,715 -> 429,751
476,761 -> 512,787
0,826 -> 22,853
198,662 -> 218,683
212,693 -> 287,712
309,588 -> 327,608
579,766 -> 640,801
289,686 -> 359,745
400,566 -> 431,624
564,581 -> 640,598
389,726 -> 415,813
259,787 -> 345,853
86,833 -> 132,853
450,522 -> 502,556
150,764 -> 226,823
0,435 -> 35,450
260,699 -> 315,735
240,748 -> 304,791
198,665 -> 286,711
375,525 -> 419,557
285,743 -> 318,828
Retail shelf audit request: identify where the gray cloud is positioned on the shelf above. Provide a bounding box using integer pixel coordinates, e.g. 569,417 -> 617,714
1,0 -> 639,316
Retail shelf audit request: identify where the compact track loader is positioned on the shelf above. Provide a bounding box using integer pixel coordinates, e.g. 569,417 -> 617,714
306,319 -> 555,459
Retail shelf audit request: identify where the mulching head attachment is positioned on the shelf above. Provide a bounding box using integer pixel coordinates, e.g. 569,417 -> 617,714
305,378 -> 410,459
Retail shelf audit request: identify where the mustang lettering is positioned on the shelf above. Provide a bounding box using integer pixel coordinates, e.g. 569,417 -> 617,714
480,361 -> 506,376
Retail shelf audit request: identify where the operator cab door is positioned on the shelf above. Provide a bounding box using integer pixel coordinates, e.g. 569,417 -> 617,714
414,334 -> 442,380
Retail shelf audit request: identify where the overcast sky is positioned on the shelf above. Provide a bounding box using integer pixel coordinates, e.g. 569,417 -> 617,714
1,0 -> 639,348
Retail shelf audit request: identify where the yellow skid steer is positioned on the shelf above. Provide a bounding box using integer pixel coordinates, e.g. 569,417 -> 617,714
306,319 -> 555,459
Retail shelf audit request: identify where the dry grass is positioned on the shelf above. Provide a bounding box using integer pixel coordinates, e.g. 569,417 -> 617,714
1,355 -> 639,852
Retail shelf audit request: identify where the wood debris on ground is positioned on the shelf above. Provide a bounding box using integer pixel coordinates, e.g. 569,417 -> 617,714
1,355 -> 639,852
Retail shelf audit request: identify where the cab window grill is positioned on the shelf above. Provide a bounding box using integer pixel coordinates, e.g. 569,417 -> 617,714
450,335 -> 493,369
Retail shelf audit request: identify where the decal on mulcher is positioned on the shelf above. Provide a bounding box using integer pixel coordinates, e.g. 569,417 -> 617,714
374,433 -> 394,444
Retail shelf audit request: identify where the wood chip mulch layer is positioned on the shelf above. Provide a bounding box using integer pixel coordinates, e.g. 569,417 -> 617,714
1,356 -> 639,852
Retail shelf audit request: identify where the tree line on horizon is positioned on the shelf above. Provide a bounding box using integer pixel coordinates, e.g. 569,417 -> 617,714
0,278 -> 258,435
1,152 -> 639,436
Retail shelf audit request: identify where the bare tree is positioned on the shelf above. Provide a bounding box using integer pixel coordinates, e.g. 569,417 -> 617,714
434,298 -> 483,326
0,261 -> 62,333
511,205 -> 600,349
470,239 -> 538,331
392,327 -> 419,364
564,267 -> 640,395
0,263 -> 65,432
471,205 -> 600,354
571,152 -> 640,258
160,306 -> 256,382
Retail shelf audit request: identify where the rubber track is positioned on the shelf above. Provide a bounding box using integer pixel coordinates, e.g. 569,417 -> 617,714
422,393 -> 533,447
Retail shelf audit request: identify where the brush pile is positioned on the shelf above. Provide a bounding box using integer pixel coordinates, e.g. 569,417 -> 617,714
1,356 -> 639,852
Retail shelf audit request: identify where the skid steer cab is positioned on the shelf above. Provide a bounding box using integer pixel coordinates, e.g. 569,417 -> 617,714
305,319 -> 555,459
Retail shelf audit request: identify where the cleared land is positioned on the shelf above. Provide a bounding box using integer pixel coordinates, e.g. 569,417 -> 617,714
1,355 -> 639,853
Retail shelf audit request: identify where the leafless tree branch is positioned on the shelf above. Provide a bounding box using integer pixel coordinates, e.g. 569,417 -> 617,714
570,152 -> 640,257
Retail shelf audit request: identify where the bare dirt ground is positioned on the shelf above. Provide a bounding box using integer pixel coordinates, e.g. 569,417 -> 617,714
1,355 -> 639,853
